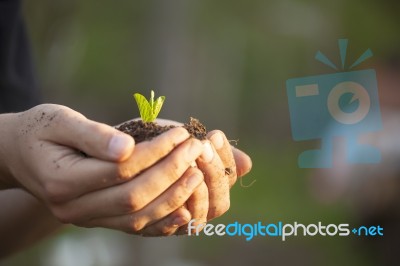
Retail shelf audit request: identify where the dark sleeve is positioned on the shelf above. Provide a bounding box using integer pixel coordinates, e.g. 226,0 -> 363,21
0,0 -> 41,113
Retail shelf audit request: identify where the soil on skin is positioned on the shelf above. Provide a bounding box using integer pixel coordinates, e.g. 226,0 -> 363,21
116,117 -> 207,143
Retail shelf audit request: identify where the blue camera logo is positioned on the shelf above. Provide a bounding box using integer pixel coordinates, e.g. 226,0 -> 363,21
286,39 -> 382,168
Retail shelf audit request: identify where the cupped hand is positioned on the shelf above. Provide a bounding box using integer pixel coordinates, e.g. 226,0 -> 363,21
155,119 -> 252,233
1,104 -> 206,236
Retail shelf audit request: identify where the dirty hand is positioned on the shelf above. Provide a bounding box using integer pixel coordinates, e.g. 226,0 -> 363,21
0,104 -> 205,236
155,119 -> 252,233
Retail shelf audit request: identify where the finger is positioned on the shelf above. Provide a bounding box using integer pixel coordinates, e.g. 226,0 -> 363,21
176,181 -> 208,235
138,207 -> 192,236
56,139 -> 203,221
208,130 -> 237,187
131,167 -> 203,228
42,127 -> 191,203
232,147 -> 252,177
76,168 -> 203,233
76,208 -> 191,237
116,127 -> 191,180
196,141 -> 230,220
186,181 -> 208,227
39,105 -> 134,162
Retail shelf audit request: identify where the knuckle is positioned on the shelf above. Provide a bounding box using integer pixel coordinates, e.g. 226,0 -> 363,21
121,191 -> 144,213
217,200 -> 231,216
210,200 -> 230,218
115,165 -> 132,181
50,205 -> 75,224
57,105 -> 84,119
44,180 -> 71,204
115,163 -> 138,182
47,107 -> 68,124
161,226 -> 178,236
188,167 -> 203,178
165,191 -> 185,210
48,106 -> 86,128
129,216 -> 145,233
162,161 -> 181,184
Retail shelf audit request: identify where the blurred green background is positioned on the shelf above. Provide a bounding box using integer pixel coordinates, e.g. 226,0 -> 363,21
2,0 -> 400,265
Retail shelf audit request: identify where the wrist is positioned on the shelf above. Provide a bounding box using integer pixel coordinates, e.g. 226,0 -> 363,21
0,113 -> 20,189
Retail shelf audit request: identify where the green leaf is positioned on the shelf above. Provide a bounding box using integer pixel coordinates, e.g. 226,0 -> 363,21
152,95 -> 165,120
133,90 -> 165,122
133,93 -> 152,122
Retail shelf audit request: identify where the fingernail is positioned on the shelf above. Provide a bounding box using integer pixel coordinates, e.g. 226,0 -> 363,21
201,142 -> 214,162
171,216 -> 189,227
108,134 -> 134,159
210,132 -> 224,149
185,139 -> 203,160
186,171 -> 203,190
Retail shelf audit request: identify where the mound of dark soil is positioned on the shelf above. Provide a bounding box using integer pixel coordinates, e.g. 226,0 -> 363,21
116,117 -> 207,143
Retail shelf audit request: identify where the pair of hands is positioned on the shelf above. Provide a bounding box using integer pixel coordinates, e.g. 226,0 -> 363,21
0,104 -> 252,236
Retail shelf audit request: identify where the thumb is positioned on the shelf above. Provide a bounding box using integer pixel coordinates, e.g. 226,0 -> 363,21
42,106 -> 134,162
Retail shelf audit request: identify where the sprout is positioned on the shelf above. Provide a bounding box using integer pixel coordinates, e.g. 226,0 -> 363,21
133,90 -> 165,123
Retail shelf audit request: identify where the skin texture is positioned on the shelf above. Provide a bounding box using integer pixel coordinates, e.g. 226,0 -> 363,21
155,120 -> 252,233
0,104 -> 252,256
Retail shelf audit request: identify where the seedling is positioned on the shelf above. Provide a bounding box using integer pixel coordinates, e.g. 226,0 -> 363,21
133,90 -> 165,123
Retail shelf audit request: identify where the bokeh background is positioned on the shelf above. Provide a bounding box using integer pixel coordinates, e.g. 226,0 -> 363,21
2,0 -> 400,265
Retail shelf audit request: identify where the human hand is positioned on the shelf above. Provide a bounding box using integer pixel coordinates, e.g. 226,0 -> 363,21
179,130 -> 252,234
0,104 -> 206,236
155,119 -> 252,233
197,130 -> 252,216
